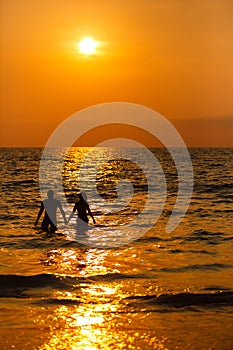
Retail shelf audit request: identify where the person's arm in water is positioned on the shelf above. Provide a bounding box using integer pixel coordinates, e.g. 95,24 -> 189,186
67,203 -> 77,223
35,202 -> 44,227
87,203 -> 96,224
58,202 -> 67,224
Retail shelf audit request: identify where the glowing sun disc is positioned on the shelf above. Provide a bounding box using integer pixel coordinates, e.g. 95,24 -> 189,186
78,37 -> 98,54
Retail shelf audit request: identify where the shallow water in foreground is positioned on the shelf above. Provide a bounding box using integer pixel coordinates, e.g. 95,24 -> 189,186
0,147 -> 233,349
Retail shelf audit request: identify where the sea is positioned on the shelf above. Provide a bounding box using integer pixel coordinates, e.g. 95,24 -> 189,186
0,147 -> 232,350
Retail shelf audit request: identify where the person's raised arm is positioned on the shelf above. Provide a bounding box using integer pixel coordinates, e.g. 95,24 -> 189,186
58,202 -> 67,224
67,203 -> 77,223
87,203 -> 96,225
35,202 -> 44,227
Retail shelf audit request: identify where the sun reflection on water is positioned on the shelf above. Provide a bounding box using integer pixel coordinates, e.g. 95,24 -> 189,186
38,289 -> 169,350
38,286 -> 118,350
37,248 -> 169,349
42,248 -> 122,279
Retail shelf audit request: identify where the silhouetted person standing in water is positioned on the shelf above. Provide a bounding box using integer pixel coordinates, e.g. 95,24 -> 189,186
35,190 -> 67,233
68,192 -> 96,227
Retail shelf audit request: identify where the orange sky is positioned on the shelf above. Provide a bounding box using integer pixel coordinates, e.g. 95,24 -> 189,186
0,0 -> 233,147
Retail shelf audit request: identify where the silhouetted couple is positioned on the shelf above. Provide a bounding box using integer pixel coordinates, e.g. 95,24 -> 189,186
35,190 -> 95,233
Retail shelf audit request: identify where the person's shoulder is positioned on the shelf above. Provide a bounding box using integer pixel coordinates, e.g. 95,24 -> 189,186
44,198 -> 60,204
54,198 -> 62,206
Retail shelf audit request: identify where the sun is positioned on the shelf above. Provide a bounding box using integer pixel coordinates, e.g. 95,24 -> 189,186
78,37 -> 98,55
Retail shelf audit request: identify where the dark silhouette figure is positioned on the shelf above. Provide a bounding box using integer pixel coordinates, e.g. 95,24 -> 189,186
68,192 -> 96,227
35,190 -> 67,233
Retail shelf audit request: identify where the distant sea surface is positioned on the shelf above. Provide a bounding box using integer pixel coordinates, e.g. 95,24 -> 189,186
0,147 -> 233,350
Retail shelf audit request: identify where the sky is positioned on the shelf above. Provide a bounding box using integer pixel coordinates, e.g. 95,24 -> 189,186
0,0 -> 233,147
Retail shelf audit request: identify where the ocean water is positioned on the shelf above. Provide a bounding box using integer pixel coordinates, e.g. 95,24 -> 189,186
0,147 -> 233,350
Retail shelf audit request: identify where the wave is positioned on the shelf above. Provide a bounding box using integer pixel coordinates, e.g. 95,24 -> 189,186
140,230 -> 229,247
0,274 -> 65,292
34,298 -> 82,305
0,215 -> 20,221
198,183 -> 233,194
2,179 -> 37,186
3,274 -> 233,309
184,230 -> 226,244
125,291 -> 233,308
169,249 -> 216,256
0,272 -> 146,297
189,229 -> 225,236
160,263 -> 232,273
213,199 -> 233,204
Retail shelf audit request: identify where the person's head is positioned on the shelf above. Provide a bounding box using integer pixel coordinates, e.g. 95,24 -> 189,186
47,190 -> 54,199
79,191 -> 87,202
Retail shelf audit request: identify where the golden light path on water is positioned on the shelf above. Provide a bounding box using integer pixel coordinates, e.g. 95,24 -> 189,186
35,248 -> 169,350
1,148 -> 233,349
